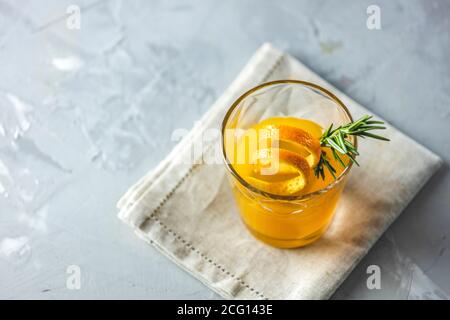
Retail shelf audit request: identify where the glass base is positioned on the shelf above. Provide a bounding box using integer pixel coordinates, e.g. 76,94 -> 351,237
245,224 -> 328,248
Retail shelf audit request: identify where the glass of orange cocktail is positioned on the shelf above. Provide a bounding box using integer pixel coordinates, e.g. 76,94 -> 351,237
221,80 -> 356,248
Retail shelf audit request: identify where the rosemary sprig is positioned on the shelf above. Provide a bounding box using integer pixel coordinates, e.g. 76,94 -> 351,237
314,115 -> 389,180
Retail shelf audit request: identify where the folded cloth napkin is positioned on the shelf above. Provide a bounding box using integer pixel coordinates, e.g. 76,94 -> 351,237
117,43 -> 442,300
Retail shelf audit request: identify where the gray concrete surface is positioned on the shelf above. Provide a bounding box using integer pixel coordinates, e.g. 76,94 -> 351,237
0,0 -> 449,299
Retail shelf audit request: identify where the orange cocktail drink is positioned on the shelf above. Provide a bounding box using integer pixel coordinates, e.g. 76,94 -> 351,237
222,80 -> 355,248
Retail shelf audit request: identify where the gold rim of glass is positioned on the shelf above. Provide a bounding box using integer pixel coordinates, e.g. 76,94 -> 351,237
221,80 -> 357,201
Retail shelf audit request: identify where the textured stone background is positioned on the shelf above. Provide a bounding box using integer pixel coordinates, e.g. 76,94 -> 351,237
0,0 -> 449,299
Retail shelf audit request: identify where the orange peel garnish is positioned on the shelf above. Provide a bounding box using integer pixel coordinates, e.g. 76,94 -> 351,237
257,124 -> 322,168
246,148 -> 311,195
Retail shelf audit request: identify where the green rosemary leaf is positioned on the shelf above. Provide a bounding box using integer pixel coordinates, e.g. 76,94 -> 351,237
358,132 -> 390,141
322,157 -> 336,179
332,148 -> 346,168
315,115 -> 389,180
366,120 -> 385,125
322,123 -> 333,139
343,140 -> 358,155
357,125 -> 387,131
337,131 -> 347,153
325,138 -> 346,154
347,153 -> 360,166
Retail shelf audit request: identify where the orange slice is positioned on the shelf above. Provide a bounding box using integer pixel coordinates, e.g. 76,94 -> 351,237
246,148 -> 310,195
257,124 -> 322,168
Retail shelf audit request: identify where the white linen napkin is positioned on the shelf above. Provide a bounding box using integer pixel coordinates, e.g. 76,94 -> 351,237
117,43 -> 442,300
